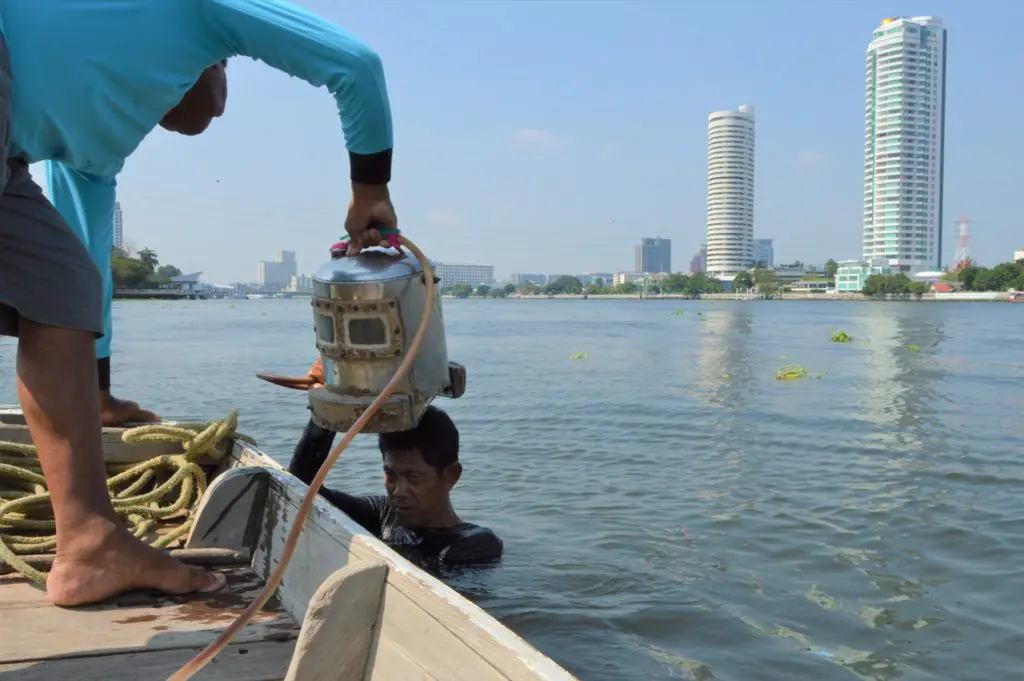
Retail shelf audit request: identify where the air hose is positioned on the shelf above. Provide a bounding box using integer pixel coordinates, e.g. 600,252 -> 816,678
167,233 -> 435,681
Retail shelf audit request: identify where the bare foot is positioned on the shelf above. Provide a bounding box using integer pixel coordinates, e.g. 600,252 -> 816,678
46,520 -> 225,607
100,392 -> 160,427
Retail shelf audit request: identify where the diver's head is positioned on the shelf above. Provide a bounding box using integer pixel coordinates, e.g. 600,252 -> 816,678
378,406 -> 462,527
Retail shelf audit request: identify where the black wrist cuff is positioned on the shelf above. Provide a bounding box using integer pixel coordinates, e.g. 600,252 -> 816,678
98,357 -> 111,391
349,149 -> 392,185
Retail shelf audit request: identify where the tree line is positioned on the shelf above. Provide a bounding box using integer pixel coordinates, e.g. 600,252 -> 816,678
111,247 -> 183,288
861,273 -> 929,298
441,257 -> 1024,300
861,258 -> 1024,298
440,273 -> 727,298
953,260 -> 1024,292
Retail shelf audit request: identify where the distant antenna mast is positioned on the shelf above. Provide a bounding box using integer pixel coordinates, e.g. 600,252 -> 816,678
952,215 -> 973,272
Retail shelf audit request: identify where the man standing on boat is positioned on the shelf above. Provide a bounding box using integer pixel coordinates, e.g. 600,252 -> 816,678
0,0 -> 399,606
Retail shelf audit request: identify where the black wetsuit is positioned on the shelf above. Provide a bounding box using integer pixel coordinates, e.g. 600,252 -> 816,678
288,418 -> 503,570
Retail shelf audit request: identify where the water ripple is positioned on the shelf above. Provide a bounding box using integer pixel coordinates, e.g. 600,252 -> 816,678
1,299 -> 1021,680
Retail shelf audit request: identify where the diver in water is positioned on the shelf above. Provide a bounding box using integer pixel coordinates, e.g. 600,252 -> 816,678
288,359 -> 503,571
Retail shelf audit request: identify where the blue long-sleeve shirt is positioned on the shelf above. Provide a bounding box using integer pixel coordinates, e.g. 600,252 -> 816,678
0,0 -> 393,356
1,0 -> 393,174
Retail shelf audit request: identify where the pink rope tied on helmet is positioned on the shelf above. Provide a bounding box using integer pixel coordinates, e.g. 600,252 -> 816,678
330,226 -> 402,256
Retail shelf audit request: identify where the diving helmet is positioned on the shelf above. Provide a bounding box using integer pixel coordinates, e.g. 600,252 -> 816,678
308,244 -> 466,434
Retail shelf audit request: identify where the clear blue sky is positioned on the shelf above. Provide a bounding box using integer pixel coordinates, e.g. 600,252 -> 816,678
29,0 -> 1024,283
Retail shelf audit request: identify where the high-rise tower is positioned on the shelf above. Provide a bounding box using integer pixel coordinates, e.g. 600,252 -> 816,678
113,201 -> 124,250
633,237 -> 672,274
705,105 -> 755,283
863,16 -> 947,272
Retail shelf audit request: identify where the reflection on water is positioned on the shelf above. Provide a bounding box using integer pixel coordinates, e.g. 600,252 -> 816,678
695,306 -> 755,410
1,299 -> 1021,681
854,305 -> 951,445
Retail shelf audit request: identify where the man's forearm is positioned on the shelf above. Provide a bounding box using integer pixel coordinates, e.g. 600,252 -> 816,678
351,181 -> 391,203
287,416 -> 384,534
288,417 -> 338,484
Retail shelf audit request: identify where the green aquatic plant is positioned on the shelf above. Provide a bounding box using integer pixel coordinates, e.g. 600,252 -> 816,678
775,364 -> 823,381
908,344 -> 919,352
672,308 -> 684,316
776,364 -> 807,381
571,351 -> 588,360
831,330 -> 853,343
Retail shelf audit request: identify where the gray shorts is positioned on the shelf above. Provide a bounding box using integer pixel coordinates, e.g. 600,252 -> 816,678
0,32 -> 103,339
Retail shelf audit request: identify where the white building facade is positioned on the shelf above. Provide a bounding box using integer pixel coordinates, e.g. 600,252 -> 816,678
435,262 -> 494,288
705,105 -> 755,283
863,16 -> 947,273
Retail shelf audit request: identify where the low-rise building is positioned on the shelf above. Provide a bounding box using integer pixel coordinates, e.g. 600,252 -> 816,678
834,259 -> 889,293
510,273 -> 547,286
435,262 -> 495,288
790,279 -> 832,293
771,265 -> 812,287
613,272 -> 645,286
170,272 -> 202,295
577,272 -> 613,286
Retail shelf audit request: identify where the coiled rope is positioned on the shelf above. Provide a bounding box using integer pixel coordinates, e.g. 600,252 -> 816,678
0,410 -> 255,584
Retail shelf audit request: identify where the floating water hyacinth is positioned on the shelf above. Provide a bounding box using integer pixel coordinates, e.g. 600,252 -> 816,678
672,308 -> 684,316
775,364 -> 822,381
572,351 -> 588,360
776,365 -> 807,381
908,344 -> 919,352
831,330 -> 853,343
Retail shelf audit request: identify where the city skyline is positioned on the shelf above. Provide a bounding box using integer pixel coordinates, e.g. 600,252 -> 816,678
24,4 -> 1018,282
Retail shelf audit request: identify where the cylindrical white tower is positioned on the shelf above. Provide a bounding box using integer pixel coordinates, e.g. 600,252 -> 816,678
705,104 -> 755,284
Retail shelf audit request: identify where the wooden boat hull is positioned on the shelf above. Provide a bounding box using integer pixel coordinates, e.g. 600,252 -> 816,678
0,408 -> 577,681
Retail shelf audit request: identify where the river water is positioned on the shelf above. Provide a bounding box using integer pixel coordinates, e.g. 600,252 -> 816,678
1,298 -> 1021,680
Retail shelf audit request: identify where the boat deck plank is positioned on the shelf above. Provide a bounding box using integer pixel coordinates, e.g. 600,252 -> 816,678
0,640 -> 294,681
0,566 -> 298,680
